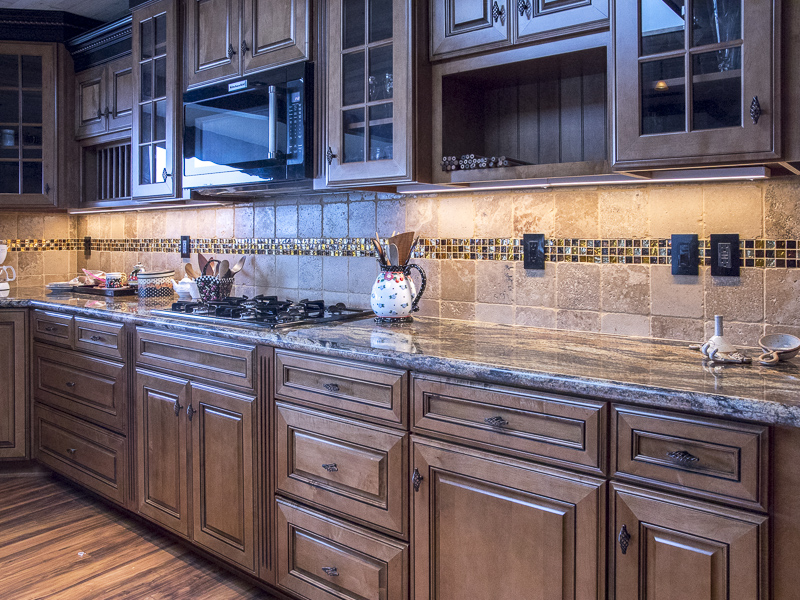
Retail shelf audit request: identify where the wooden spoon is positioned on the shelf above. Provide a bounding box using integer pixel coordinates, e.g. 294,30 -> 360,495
184,263 -> 198,279
198,253 -> 209,274
218,259 -> 230,279
388,231 -> 415,265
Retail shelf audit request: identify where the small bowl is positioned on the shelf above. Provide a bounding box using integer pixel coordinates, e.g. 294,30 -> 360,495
758,333 -> 800,365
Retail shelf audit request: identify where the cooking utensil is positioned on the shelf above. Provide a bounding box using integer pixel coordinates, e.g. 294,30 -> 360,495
758,334 -> 800,365
388,244 -> 399,266
388,232 -> 415,265
184,263 -> 198,280
198,253 -> 209,274
372,238 -> 387,265
227,256 -> 246,278
218,259 -> 229,279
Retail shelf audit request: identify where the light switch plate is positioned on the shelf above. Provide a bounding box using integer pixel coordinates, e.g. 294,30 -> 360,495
671,234 -> 699,275
180,236 -> 191,259
523,234 -> 546,270
710,233 -> 740,277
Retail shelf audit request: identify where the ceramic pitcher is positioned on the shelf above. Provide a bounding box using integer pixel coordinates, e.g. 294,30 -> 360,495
371,263 -> 426,323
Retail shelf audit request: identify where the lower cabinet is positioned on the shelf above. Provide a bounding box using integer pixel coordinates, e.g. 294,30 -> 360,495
412,437 -> 606,600
135,368 -> 258,572
611,483 -> 769,600
0,310 -> 27,459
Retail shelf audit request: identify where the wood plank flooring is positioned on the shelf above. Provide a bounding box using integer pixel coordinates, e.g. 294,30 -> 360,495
0,475 -> 276,600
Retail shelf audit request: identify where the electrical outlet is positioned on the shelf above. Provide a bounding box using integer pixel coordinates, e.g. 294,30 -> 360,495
83,236 -> 91,259
710,233 -> 740,277
523,233 -> 546,270
671,234 -> 699,275
180,235 -> 191,259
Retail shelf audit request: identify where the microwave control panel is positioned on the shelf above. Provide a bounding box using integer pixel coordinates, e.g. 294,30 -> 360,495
287,79 -> 304,165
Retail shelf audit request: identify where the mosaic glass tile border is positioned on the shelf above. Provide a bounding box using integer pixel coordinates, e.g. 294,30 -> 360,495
3,237 -> 800,268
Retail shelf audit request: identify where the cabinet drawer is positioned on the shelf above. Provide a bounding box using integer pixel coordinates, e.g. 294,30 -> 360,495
136,327 -> 255,390
32,310 -> 73,346
611,405 -> 769,511
277,499 -> 408,600
35,403 -> 127,506
275,350 -> 407,428
276,403 -> 407,537
74,317 -> 125,360
413,373 -> 606,473
33,343 -> 126,433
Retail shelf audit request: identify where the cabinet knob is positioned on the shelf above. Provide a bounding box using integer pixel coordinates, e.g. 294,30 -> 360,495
322,463 -> 338,472
618,524 -> 631,555
492,1 -> 506,24
323,383 -> 339,393
241,40 -> 249,56
484,415 -> 508,428
173,399 -> 182,417
518,0 -> 531,17
228,43 -> 237,58
412,468 -> 423,492
326,147 -> 337,165
750,96 -> 761,125
187,404 -> 196,421
66,381 -> 76,388
666,450 -> 700,467
321,567 -> 339,577
89,335 -> 103,342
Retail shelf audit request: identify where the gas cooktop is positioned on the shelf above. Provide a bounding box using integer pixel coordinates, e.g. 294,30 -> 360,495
150,296 -> 373,328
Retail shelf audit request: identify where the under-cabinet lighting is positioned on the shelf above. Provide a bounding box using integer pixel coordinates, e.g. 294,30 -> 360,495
68,200 -> 225,215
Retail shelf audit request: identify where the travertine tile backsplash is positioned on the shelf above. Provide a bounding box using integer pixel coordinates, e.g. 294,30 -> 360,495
3,177 -> 800,344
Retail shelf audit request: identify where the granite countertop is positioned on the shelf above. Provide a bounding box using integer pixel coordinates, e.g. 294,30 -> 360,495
4,287 -> 800,427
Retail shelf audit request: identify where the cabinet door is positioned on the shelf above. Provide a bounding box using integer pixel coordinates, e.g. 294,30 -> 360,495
0,42 -> 56,207
516,0 -> 608,44
184,0 -> 241,88
191,383 -> 257,572
0,311 -> 26,459
136,369 -> 190,536
75,64 -> 106,139
241,0 -> 309,74
132,0 -> 180,198
611,483 -> 768,600
106,57 -> 133,133
326,0 -> 413,185
431,0 -> 511,60
413,438 -> 605,600
614,0 -> 776,167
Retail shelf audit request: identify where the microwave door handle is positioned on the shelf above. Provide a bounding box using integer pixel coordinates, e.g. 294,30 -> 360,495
268,85 -> 277,159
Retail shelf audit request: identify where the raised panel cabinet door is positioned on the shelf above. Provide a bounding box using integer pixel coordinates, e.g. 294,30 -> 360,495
413,438 -> 605,600
431,0 -> 511,60
184,0 -> 241,88
75,64 -> 106,139
190,383 -> 257,572
106,57 -> 133,132
0,311 -> 26,459
136,369 -> 190,536
611,483 -> 769,600
242,0 -> 309,73
516,0 -> 608,43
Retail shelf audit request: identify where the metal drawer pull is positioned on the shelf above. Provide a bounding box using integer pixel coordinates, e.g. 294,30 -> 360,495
44,326 -> 58,332
187,405 -> 196,421
321,567 -> 339,577
412,468 -> 423,492
66,382 -> 76,388
518,0 -> 531,17
667,450 -> 700,466
173,399 -> 182,417
89,335 -> 103,342
618,524 -> 631,554
322,463 -> 338,472
323,383 -> 340,393
492,0 -> 506,24
228,43 -> 236,58
67,448 -> 76,454
326,147 -> 337,165
484,416 -> 508,428
750,96 -> 761,124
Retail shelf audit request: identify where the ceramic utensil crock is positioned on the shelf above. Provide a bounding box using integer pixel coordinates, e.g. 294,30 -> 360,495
371,263 -> 426,323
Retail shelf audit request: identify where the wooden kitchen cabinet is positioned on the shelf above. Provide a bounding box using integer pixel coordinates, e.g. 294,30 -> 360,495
412,437 -> 605,600
183,0 -> 309,89
614,0 -> 778,169
611,482 -> 768,600
0,311 -> 27,459
75,56 -> 133,140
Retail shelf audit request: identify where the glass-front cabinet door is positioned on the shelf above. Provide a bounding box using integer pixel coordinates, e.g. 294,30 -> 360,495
614,0 -> 776,168
0,43 -> 55,207
326,0 -> 412,186
132,0 -> 180,199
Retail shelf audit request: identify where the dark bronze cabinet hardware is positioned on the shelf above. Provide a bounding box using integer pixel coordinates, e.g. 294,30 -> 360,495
321,567 -> 339,577
484,416 -> 509,428
44,326 -> 57,333
326,147 -> 337,165
67,448 -> 76,455
750,96 -> 761,124
618,524 -> 631,554
89,335 -> 103,342
228,43 -> 237,58
173,399 -> 182,417
667,450 -> 700,466
66,381 -> 76,388
412,468 -> 423,492
187,405 -> 196,421
492,1 -> 506,24
241,40 -> 249,55
322,463 -> 338,472
323,383 -> 340,392
518,0 -> 531,16
162,168 -> 172,181
45,183 -> 50,195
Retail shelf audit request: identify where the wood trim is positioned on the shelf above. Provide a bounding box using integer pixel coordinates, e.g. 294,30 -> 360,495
0,310 -> 27,459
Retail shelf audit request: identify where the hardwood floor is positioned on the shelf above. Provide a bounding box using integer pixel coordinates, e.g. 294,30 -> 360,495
0,474 -> 275,600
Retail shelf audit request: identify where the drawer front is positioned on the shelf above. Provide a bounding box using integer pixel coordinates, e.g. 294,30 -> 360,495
32,310 -> 73,346
275,350 -> 407,428
276,403 -> 407,537
34,343 -> 127,432
612,404 -> 769,511
413,373 -> 606,473
277,499 -> 408,600
35,403 -> 127,505
74,317 -> 125,360
136,328 -> 255,390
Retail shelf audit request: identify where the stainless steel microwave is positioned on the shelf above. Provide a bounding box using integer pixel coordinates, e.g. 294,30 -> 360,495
182,62 -> 313,195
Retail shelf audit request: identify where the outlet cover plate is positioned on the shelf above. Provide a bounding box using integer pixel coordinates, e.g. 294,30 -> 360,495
671,234 -> 699,275
523,233 -> 546,270
180,236 -> 191,259
710,233 -> 740,277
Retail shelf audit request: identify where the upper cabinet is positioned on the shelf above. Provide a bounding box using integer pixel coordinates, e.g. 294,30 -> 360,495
614,0 -> 778,169
431,0 -> 609,61
184,0 -> 310,90
75,57 -> 133,140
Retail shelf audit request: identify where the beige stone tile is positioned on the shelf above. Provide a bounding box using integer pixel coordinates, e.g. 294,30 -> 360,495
15,274 -> 43,287
512,191 -> 555,238
475,303 -> 514,325
438,195 -> 474,238
234,206 -> 254,238
18,214 -> 44,239
556,262 -> 600,310
764,323 -> 800,338
254,203 -> 275,238
298,255 -> 322,290
415,299 -> 440,318
44,214 -> 71,238
275,204 -> 297,238
515,306 -> 557,329
150,211 -> 167,238
215,207 -> 235,238
323,290 -> 349,306
298,203 -> 322,238
0,213 -> 17,240
347,293 -> 371,310
599,188 -> 648,238
414,258 -> 440,300
276,255 -> 300,289
322,256 -> 348,292
441,260 -> 475,302
17,251 -> 42,276
554,190 -> 599,238
476,261 -> 514,304
377,200 -> 406,236
405,196 -> 438,238
515,262 -> 555,307
323,202 -> 348,238
601,313 -> 650,337
765,269 -> 800,326
764,180 -> 800,239
650,265 -> 704,318
136,212 -> 152,239
704,268 -> 764,322
441,301 -> 475,321
648,184 -> 703,237
650,316 -> 704,342
233,284 -> 256,299
125,212 -> 138,238
196,208 -> 217,238
474,195 -> 513,238
43,251 -> 70,275
703,320 -> 763,347
601,264 -> 650,314
556,309 -> 601,332
254,254 -> 276,288
703,183 -> 762,238
349,201 -> 376,238
230,255 -> 255,287
349,257 -> 379,295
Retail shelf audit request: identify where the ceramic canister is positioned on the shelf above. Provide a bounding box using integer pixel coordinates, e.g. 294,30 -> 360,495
370,263 -> 426,322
